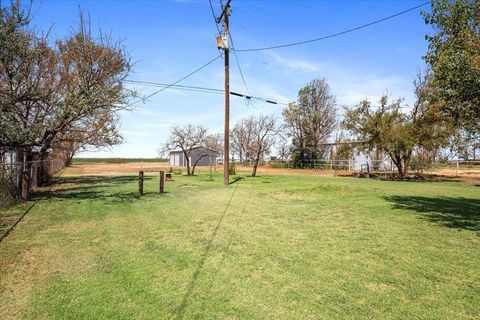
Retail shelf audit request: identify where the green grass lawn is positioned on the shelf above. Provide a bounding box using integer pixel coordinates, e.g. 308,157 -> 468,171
0,170 -> 479,319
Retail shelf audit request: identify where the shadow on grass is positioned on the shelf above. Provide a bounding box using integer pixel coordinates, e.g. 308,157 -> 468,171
175,185 -> 238,319
34,175 -> 153,202
59,175 -> 150,186
384,195 -> 480,232
37,189 -> 140,203
2,175 -> 152,242
229,176 -> 244,185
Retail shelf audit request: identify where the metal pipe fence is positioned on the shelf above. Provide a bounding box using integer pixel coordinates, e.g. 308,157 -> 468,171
231,158 -> 480,177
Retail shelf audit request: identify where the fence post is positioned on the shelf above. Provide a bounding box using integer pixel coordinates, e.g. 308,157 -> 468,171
138,171 -> 144,196
31,162 -> 38,191
159,170 -> 164,194
21,162 -> 30,201
456,161 -> 459,177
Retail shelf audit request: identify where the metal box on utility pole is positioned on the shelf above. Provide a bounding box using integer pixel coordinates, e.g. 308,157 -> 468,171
216,33 -> 228,50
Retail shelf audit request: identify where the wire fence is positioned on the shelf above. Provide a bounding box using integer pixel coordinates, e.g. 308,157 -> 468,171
0,159 -> 64,205
233,159 -> 480,177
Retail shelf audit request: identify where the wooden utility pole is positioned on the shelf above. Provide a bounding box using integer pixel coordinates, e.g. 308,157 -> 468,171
217,0 -> 231,186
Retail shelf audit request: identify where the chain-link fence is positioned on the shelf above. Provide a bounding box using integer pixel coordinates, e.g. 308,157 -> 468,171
0,161 -> 22,203
0,159 -> 64,205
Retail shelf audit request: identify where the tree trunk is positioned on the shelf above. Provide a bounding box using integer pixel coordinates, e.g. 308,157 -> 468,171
393,160 -> 403,177
403,158 -> 410,176
20,147 -> 31,200
183,150 -> 191,175
38,147 -> 50,186
252,163 -> 258,177
252,157 -> 261,177
65,154 -> 73,166
65,147 -> 77,167
191,154 -> 207,176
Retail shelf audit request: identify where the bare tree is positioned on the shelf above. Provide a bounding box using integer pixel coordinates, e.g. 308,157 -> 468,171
233,115 -> 280,177
231,120 -> 252,164
189,133 -> 222,175
276,135 -> 291,161
162,124 -> 208,176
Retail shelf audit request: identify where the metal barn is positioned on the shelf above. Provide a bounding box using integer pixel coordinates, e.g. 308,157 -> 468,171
169,146 -> 218,167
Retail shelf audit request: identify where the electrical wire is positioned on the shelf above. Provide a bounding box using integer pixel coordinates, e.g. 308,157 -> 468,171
125,80 -> 223,94
126,79 -> 291,105
229,32 -> 251,95
234,2 -> 430,52
208,0 -> 222,35
128,55 -> 222,106
214,0 -> 251,99
127,80 -> 410,110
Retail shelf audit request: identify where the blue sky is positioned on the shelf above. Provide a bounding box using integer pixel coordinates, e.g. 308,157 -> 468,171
29,0 -> 431,158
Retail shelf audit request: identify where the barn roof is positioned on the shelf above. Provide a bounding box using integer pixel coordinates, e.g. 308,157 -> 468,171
169,146 -> 219,155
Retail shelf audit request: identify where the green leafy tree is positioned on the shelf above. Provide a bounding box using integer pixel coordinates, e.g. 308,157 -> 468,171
282,78 -> 336,167
343,74 -> 453,176
423,0 -> 480,133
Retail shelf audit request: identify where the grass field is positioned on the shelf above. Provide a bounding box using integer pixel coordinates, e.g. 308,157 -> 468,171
1,165 -> 479,319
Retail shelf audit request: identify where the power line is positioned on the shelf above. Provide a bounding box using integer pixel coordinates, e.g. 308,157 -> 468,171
229,32 -> 250,95
128,55 -> 222,106
208,0 -> 222,35
126,79 -> 291,105
128,83 -> 413,110
214,0 -> 251,101
127,78 -> 413,109
234,2 -> 430,52
125,80 -> 223,94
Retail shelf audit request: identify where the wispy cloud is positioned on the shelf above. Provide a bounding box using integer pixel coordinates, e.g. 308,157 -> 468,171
259,51 -> 414,106
268,52 -> 322,73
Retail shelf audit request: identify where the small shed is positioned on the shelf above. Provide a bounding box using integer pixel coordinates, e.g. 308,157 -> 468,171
169,146 -> 218,167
